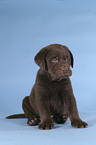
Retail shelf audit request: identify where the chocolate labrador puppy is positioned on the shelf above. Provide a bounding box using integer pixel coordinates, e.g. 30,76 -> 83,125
6,44 -> 88,129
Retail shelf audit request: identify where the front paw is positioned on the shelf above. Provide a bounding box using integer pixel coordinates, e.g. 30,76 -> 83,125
38,121 -> 54,130
71,119 -> 88,128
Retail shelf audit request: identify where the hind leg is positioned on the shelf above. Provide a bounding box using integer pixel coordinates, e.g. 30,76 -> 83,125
22,96 -> 40,126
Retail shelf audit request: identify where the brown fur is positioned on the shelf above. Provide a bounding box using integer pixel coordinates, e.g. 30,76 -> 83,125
6,44 -> 88,129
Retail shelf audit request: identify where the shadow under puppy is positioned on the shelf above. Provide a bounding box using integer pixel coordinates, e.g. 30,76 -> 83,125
6,44 -> 88,129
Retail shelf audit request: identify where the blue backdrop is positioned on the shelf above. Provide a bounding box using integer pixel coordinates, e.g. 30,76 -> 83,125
0,1 -> 96,145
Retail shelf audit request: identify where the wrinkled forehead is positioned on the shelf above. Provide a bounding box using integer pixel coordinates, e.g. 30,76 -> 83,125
46,47 -> 70,59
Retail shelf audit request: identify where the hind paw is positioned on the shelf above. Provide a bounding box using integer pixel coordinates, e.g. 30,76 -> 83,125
27,117 -> 40,126
53,114 -> 68,124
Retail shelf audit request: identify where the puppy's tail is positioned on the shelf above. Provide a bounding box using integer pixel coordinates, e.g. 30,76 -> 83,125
6,114 -> 26,119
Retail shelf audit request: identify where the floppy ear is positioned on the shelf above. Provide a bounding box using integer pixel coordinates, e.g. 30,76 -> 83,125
69,50 -> 74,68
62,45 -> 74,68
34,47 -> 48,70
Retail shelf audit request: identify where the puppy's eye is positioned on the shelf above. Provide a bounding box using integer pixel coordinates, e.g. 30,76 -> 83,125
52,58 -> 58,63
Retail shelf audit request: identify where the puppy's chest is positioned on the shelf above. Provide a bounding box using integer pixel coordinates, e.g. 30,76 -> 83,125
49,90 -> 64,113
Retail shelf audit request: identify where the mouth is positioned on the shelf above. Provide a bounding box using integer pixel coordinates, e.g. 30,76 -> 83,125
63,75 -> 69,78
51,75 -> 69,81
49,69 -> 72,81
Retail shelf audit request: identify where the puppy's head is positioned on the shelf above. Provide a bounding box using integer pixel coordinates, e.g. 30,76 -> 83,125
34,44 -> 74,81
